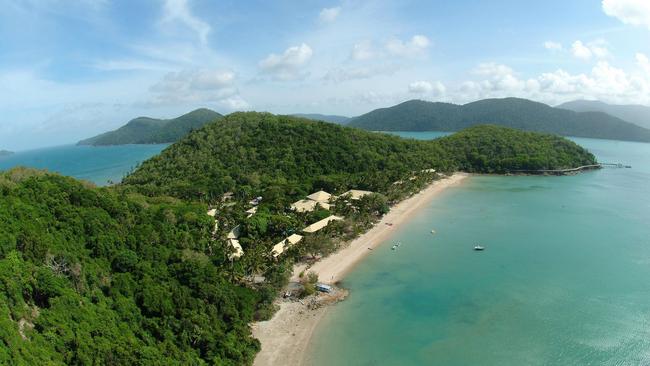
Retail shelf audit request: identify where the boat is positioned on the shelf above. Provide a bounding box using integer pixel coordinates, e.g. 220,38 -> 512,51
431,229 -> 436,234
391,245 -> 397,250
473,244 -> 485,251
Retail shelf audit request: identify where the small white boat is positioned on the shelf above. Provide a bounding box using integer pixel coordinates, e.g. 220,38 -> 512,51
391,245 -> 397,250
431,229 -> 436,234
473,245 -> 485,251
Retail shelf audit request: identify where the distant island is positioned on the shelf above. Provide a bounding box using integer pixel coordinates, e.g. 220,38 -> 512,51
1,112 -> 597,365
0,150 -> 13,157
78,108 -> 222,146
291,113 -> 351,124
348,97 -> 650,143
557,100 -> 650,130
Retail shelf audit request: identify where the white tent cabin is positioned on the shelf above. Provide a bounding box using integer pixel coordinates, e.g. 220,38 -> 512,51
290,199 -> 330,213
271,234 -> 304,258
303,215 -> 344,233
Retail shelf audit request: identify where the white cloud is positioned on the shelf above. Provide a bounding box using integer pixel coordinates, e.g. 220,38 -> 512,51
385,35 -> 430,57
637,53 -> 650,74
324,64 -> 398,82
259,43 -> 313,80
572,41 -> 593,60
454,57 -> 650,105
319,7 -> 341,23
149,69 -> 246,108
161,0 -> 211,45
602,0 -> 650,29
544,41 -> 563,51
351,41 -> 375,61
571,40 -> 610,60
408,81 -> 446,96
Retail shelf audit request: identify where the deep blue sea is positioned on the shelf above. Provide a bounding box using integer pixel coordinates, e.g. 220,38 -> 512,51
307,135 -> 650,365
0,144 -> 168,186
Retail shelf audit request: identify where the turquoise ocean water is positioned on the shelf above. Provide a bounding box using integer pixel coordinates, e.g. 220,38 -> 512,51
0,144 -> 168,186
307,136 -> 650,365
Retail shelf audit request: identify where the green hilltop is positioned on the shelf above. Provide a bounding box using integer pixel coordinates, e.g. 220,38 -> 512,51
78,108 -> 223,146
1,112 -> 596,365
348,97 -> 650,143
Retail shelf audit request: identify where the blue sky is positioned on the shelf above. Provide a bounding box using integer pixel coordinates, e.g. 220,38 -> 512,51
1,0 -> 649,150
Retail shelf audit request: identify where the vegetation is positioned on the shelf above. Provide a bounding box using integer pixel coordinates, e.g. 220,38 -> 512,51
78,108 -> 223,146
437,125 -> 597,173
290,113 -> 351,124
0,168 -> 271,365
557,99 -> 650,130
348,97 -> 650,142
0,112 -> 597,365
0,150 -> 13,157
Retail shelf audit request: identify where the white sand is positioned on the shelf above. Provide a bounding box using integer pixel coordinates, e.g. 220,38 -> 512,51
252,173 -> 468,366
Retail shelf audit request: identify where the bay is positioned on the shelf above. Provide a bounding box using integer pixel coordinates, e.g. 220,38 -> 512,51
307,136 -> 650,365
0,144 -> 168,186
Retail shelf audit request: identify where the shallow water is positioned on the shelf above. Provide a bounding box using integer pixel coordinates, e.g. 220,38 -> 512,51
308,136 -> 650,365
0,144 -> 168,186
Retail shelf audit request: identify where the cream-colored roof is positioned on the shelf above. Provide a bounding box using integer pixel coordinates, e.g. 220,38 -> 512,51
207,208 -> 217,217
271,234 -> 304,258
290,199 -> 331,213
303,215 -> 344,233
306,190 -> 331,202
342,189 -> 374,200
212,221 -> 219,235
228,239 -> 244,260
421,168 -> 437,173
227,225 -> 241,239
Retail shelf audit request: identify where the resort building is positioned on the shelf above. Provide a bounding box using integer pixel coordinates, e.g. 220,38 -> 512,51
290,199 -> 331,213
306,190 -> 331,203
271,234 -> 304,258
245,207 -> 257,218
303,215 -> 344,233
227,225 -> 243,260
341,189 -> 374,200
228,239 -> 244,260
207,208 -> 217,217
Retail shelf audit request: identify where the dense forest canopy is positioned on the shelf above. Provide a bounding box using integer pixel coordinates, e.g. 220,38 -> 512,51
0,168 -> 266,365
348,97 -> 650,142
0,112 -> 596,365
290,113 -> 351,124
123,112 -> 596,200
78,108 -> 223,146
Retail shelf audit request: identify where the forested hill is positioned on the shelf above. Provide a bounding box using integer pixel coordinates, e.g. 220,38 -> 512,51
0,168 -> 263,365
348,98 -> 650,142
290,113 -> 351,124
122,112 -> 596,200
0,150 -> 13,157
0,113 -> 596,365
557,100 -> 650,130
77,108 -> 223,146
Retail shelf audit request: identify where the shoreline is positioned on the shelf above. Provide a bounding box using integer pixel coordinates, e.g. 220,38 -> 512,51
251,173 -> 468,366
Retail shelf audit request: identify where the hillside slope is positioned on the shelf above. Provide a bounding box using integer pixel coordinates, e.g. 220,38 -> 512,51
557,100 -> 650,130
349,98 -> 650,142
78,108 -> 223,145
291,113 -> 351,124
122,112 -> 596,200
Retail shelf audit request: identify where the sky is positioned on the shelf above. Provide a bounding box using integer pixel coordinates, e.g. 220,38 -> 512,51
1,0 -> 650,150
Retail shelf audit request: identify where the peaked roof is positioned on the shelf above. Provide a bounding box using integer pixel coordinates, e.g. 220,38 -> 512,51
291,199 -> 330,213
306,190 -> 331,202
303,215 -> 343,233
342,189 -> 374,200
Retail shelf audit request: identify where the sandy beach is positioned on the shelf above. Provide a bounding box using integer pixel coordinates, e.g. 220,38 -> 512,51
252,173 -> 468,366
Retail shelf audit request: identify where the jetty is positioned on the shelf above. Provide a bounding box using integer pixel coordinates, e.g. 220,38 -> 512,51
508,164 -> 602,175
